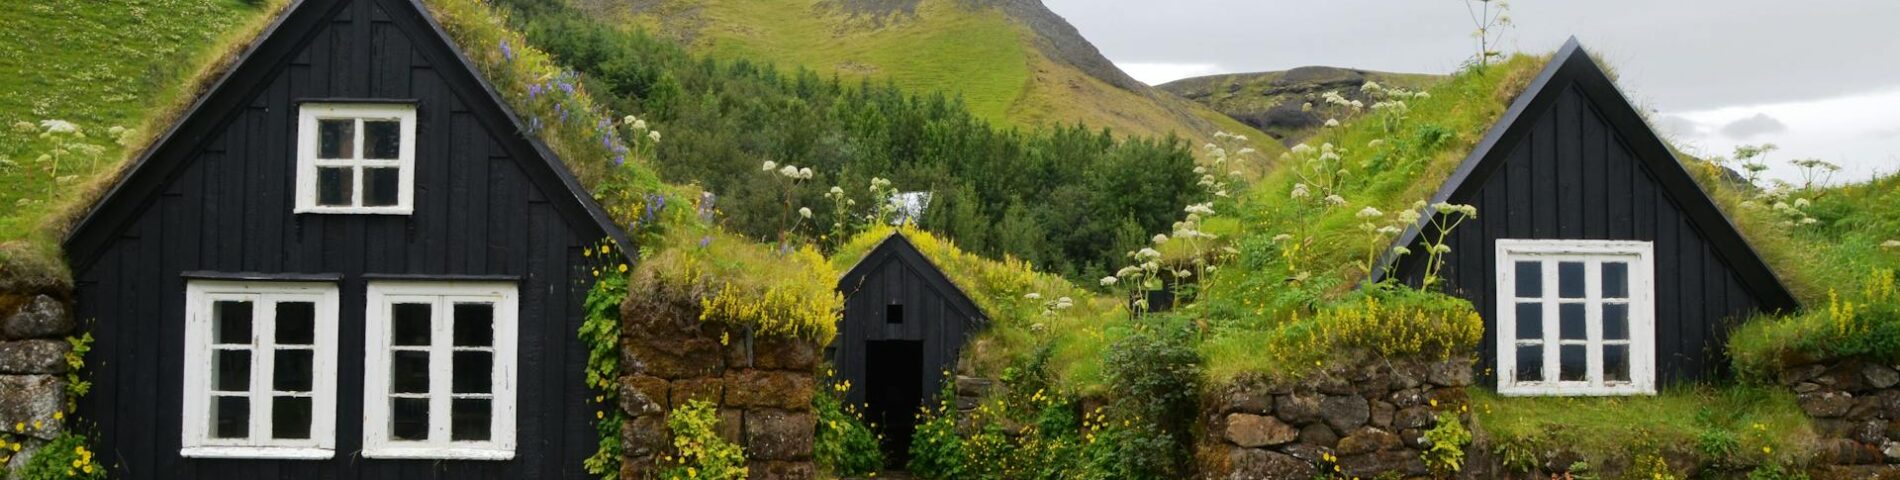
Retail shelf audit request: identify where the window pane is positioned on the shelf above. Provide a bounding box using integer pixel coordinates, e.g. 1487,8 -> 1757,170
276,302 -> 315,345
1559,303 -> 1586,340
212,395 -> 250,439
392,303 -> 432,346
1514,303 -> 1542,340
214,301 -> 252,345
1558,262 -> 1585,298
453,351 -> 492,394
364,120 -> 402,159
1514,261 -> 1542,297
214,350 -> 251,392
1604,304 -> 1630,341
318,119 -> 354,158
453,303 -> 493,347
1514,345 -> 1542,382
273,349 -> 314,392
1604,345 -> 1631,382
392,351 -> 430,394
1603,262 -> 1629,299
317,167 -> 353,206
391,397 -> 430,441
363,167 -> 400,207
452,399 -> 492,441
273,396 -> 312,439
1560,345 -> 1587,381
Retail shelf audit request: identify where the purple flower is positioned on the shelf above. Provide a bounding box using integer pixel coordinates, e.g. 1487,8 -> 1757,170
614,154 -> 626,166
559,82 -> 575,95
698,236 -> 712,249
500,40 -> 514,60
527,83 -> 542,100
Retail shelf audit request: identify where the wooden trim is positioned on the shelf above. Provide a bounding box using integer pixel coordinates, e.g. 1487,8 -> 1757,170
293,98 -> 419,105
181,271 -> 344,282
181,280 -> 341,457
360,280 -> 519,460
360,273 -> 521,282
836,232 -> 988,328
294,103 -> 418,214
1494,239 -> 1656,396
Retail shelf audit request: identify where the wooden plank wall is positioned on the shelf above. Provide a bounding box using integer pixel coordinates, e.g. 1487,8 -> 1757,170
834,244 -> 977,409
1394,85 -> 1768,387
71,0 -> 602,477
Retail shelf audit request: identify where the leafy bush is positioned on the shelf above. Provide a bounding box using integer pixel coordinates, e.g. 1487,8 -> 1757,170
10,433 -> 104,480
1204,286 -> 1482,380
1089,315 -> 1201,479
1731,268 -> 1899,379
813,374 -> 882,477
657,400 -> 747,480
1422,412 -> 1471,476
907,389 -> 966,480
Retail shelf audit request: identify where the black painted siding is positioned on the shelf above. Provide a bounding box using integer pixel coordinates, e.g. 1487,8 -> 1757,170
833,236 -> 984,408
1390,84 -> 1772,387
67,0 -> 607,477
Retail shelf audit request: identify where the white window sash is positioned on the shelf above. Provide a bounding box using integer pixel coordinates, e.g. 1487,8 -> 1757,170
181,281 -> 339,459
362,281 -> 518,460
294,103 -> 417,215
1495,239 -> 1655,396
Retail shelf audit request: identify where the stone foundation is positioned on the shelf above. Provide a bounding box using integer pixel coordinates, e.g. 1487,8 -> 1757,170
617,295 -> 818,480
0,282 -> 74,470
1781,358 -> 1900,469
1201,358 -> 1473,480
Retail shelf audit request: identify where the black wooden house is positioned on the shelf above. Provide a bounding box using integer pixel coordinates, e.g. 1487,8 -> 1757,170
61,0 -> 632,477
833,233 -> 986,462
1380,39 -> 1799,396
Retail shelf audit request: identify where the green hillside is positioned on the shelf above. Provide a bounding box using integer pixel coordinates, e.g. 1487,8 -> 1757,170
574,0 -> 1279,153
1159,67 -> 1439,145
0,0 -> 278,276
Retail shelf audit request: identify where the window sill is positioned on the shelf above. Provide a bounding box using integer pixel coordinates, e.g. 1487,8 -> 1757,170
180,446 -> 334,460
294,206 -> 414,215
362,446 -> 515,461
1497,383 -> 1655,397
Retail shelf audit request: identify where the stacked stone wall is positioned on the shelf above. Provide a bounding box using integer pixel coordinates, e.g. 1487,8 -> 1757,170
0,279 -> 74,470
618,296 -> 818,480
1201,359 -> 1473,480
1779,358 -> 1900,478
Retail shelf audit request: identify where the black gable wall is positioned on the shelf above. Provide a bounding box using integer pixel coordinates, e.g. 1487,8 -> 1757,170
68,0 -> 605,477
1390,82 -> 1778,387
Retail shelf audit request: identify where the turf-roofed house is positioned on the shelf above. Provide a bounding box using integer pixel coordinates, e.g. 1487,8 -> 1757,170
1378,39 -> 1801,396
832,232 -> 986,463
59,0 -> 633,476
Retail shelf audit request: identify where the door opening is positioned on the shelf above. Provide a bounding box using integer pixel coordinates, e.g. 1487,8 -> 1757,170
864,340 -> 925,467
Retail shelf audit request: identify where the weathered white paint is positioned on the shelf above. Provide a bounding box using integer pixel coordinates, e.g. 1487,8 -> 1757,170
294,103 -> 417,214
1495,239 -> 1657,396
181,280 -> 340,459
361,281 -> 518,460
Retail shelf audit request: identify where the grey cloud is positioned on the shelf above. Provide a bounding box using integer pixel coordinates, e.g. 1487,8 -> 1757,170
1719,113 -> 1788,140
1652,115 -> 1706,139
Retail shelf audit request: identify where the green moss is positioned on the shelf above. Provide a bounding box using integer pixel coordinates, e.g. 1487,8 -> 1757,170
1470,386 -> 1815,474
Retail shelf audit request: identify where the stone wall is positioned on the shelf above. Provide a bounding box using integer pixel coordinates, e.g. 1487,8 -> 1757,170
1780,358 -> 1900,476
618,295 -> 819,480
1200,358 -> 1473,480
0,281 -> 75,470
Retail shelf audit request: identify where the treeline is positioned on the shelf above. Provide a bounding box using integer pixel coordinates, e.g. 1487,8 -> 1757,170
494,0 -> 1202,282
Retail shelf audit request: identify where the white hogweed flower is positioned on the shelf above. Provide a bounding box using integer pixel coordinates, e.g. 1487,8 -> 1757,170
1324,118 -> 1341,128
1152,234 -> 1169,245
1356,206 -> 1384,219
39,119 -> 77,134
1882,240 -> 1900,249
1137,248 -> 1162,259
1398,209 -> 1421,224
1378,226 -> 1403,235
762,161 -> 778,171
799,167 -> 815,179
779,165 -> 800,178
1024,292 -> 1042,300
1100,276 -> 1118,287
830,186 -> 845,195
1324,195 -> 1347,206
1272,234 -> 1293,242
1392,246 -> 1412,256
647,130 -> 661,143
1291,183 -> 1311,199
798,207 -> 812,219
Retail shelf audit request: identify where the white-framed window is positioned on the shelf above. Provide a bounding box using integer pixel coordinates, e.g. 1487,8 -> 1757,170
1496,239 -> 1656,396
362,281 -> 518,460
295,103 -> 417,214
182,281 -> 340,459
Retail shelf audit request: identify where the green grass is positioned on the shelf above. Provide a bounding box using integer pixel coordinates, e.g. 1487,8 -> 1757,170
0,0 -> 278,280
1471,386 -> 1815,475
1159,68 -> 1442,143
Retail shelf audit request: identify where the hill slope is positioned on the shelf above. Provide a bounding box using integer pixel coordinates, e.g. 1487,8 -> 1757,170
573,0 -> 1274,149
1159,67 -> 1438,145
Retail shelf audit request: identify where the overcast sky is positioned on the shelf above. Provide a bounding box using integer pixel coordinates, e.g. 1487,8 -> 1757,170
1041,0 -> 1900,184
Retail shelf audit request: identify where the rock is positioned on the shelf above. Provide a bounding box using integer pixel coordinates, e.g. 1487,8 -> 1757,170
1817,438 -> 1881,465
718,408 -> 745,445
624,337 -> 726,379
1814,418 -> 1859,439
1335,427 -> 1401,456
1298,422 -> 1338,447
0,375 -> 63,440
748,460 -> 816,480
1400,428 -> 1429,449
1275,393 -> 1322,424
670,377 -> 725,407
619,374 -> 668,415
724,370 -> 814,412
1315,375 -> 1357,395
1339,450 -> 1428,478
1369,400 -> 1395,429
1389,363 -> 1426,390
1779,364 -> 1827,386
1393,406 -> 1435,430
956,376 -> 994,398
1865,364 -> 1900,389
1793,382 -> 1823,393
1224,387 -> 1273,414
1425,360 -> 1472,387
1856,419 -> 1887,445
1802,392 -> 1856,418
1280,443 -> 1331,465
1,296 -> 70,340
1319,395 -> 1370,432
1389,388 -> 1428,408
1884,440 -> 1900,462
747,336 -> 819,371
745,409 -> 815,461
621,414 -> 669,457
1225,413 -> 1298,447
0,340 -> 68,374
1227,448 -> 1316,480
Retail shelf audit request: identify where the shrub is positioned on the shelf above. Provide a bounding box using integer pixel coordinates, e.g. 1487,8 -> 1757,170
1090,315 -> 1201,479
656,400 -> 747,480
813,374 -> 882,477
1204,286 -> 1482,380
907,388 -> 967,480
1731,268 -> 1899,379
11,433 -> 104,480
1422,412 -> 1471,476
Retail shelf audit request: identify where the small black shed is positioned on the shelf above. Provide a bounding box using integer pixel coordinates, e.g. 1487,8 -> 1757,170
61,0 -> 632,477
1380,39 -> 1799,396
833,233 -> 986,462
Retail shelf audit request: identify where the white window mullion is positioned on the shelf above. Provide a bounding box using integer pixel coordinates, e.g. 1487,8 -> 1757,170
1541,260 -> 1558,385
251,299 -> 278,442
429,298 -> 454,443
1585,260 -> 1603,388
183,281 -> 338,459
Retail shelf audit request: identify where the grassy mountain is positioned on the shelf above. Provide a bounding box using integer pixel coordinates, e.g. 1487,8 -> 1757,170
569,0 -> 1275,150
1159,66 -> 1438,145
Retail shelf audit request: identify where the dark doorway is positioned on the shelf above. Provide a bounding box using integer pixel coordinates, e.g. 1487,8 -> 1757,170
864,340 -> 924,466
